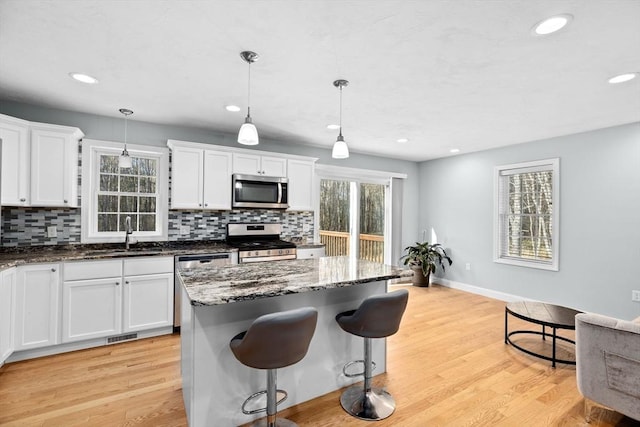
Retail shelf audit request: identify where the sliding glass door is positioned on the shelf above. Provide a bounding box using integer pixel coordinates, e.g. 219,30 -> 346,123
319,179 -> 387,262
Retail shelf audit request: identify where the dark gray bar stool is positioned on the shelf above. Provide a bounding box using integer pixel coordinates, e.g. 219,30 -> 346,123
230,307 -> 318,427
335,289 -> 409,421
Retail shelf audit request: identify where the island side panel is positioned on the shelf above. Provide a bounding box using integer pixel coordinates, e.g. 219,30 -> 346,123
185,280 -> 387,427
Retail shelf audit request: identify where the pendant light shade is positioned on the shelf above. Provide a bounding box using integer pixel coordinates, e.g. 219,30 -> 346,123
332,135 -> 349,159
238,51 -> 260,146
118,108 -> 133,168
238,118 -> 259,146
332,79 -> 350,159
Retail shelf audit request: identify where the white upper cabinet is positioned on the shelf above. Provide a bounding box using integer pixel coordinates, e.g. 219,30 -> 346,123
171,146 -> 204,209
287,159 -> 315,211
170,145 -> 232,210
30,125 -> 82,207
203,150 -> 232,209
0,114 -> 83,208
168,140 -> 317,211
0,114 -> 30,206
233,153 -> 287,177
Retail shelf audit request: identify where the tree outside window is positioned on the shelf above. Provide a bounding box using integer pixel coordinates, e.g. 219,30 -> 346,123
495,158 -> 559,271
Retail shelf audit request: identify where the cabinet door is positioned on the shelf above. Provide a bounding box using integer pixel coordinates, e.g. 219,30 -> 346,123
123,273 -> 173,332
62,278 -> 122,343
261,156 -> 287,177
30,128 -> 79,207
232,153 -> 262,175
1,268 -> 16,364
14,264 -> 60,350
203,150 -> 232,210
287,159 -> 315,211
0,115 -> 30,206
171,147 -> 204,209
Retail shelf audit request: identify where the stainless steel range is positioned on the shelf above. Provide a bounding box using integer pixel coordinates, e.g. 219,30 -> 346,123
227,223 -> 296,263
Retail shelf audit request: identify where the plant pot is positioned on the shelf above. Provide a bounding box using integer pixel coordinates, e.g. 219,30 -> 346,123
410,265 -> 431,287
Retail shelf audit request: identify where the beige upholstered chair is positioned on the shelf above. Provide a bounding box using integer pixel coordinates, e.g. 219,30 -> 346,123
575,313 -> 640,422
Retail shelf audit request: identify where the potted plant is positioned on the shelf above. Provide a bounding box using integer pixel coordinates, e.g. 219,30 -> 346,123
401,242 -> 452,287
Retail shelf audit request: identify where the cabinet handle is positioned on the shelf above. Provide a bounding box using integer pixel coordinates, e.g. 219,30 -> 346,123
126,281 -> 130,285
51,268 -> 57,272
116,281 -> 120,286
20,198 -> 26,202
198,203 -> 202,207
204,203 -> 208,207
63,199 -> 68,203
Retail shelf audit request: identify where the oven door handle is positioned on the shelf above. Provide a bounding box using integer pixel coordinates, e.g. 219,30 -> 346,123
277,182 -> 283,204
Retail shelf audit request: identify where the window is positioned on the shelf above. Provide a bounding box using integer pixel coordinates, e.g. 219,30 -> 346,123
82,139 -> 168,243
494,158 -> 559,271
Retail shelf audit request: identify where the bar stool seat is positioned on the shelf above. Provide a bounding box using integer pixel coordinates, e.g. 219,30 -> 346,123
230,307 -> 318,427
335,289 -> 409,421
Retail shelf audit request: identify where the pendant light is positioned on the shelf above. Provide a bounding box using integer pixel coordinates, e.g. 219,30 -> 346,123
118,108 -> 133,168
332,79 -> 350,159
238,51 -> 260,145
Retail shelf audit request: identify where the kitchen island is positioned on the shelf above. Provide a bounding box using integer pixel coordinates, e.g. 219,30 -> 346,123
177,256 -> 411,426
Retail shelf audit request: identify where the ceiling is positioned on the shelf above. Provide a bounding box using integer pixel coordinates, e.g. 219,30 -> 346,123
0,1 -> 639,162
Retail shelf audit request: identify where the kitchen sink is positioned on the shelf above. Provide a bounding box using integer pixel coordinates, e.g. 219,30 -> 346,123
88,247 -> 165,257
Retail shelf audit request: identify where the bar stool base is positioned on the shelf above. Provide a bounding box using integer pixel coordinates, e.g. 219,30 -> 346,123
340,384 -> 396,420
250,418 -> 298,427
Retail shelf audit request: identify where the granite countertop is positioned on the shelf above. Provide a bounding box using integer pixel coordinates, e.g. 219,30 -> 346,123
178,256 -> 413,306
0,241 -> 237,270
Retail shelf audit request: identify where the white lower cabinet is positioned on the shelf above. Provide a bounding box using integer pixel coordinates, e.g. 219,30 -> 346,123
14,264 -> 60,351
1,268 -> 17,365
62,259 -> 122,343
123,273 -> 173,332
62,257 -> 173,343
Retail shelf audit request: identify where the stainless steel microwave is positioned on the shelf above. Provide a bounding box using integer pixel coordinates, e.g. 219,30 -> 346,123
232,174 -> 289,209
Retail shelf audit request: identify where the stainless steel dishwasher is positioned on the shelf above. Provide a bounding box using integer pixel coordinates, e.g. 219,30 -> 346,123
174,253 -> 236,330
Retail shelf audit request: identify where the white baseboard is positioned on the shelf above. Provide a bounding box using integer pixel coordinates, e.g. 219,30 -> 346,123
435,278 -> 537,303
7,327 -> 173,363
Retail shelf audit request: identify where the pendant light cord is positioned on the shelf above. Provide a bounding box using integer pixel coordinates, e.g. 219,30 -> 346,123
339,84 -> 343,137
247,61 -> 251,118
124,114 -> 128,150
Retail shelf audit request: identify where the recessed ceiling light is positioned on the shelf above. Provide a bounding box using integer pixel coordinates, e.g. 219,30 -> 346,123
327,124 -> 340,130
450,148 -> 460,153
396,138 -> 409,143
69,72 -> 99,84
225,105 -> 241,112
532,14 -> 572,35
608,73 -> 638,84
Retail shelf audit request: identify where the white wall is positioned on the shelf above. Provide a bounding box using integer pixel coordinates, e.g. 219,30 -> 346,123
0,100 -> 420,258
419,122 -> 640,319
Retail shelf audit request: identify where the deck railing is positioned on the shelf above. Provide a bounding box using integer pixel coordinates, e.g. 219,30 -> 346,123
319,230 -> 384,263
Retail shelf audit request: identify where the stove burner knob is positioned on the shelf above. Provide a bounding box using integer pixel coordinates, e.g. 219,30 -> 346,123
278,250 -> 283,254
254,251 -> 259,256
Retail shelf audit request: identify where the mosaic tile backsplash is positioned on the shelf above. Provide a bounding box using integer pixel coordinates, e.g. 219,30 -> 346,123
1,207 -> 314,247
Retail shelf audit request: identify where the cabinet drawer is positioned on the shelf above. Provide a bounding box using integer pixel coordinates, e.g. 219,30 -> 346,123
64,259 -> 122,281
124,256 -> 174,276
297,247 -> 326,259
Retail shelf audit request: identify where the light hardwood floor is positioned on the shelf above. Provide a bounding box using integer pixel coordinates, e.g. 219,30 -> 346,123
1,284 -> 637,426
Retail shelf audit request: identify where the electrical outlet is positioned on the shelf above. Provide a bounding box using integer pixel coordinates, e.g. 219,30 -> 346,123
47,226 -> 57,238
632,290 -> 640,302
465,263 -> 471,271
303,224 -> 310,232
180,225 -> 190,235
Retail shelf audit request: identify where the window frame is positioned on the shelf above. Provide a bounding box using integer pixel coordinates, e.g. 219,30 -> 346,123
493,158 -> 560,271
81,139 -> 169,243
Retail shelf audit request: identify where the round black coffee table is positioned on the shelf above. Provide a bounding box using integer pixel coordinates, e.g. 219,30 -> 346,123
505,301 -> 582,368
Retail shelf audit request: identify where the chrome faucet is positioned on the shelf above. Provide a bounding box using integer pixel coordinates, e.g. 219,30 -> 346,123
125,216 -> 133,250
